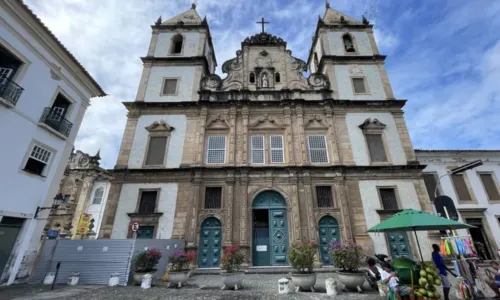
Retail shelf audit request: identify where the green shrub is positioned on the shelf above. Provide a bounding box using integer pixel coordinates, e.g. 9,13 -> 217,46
288,243 -> 317,273
329,241 -> 363,272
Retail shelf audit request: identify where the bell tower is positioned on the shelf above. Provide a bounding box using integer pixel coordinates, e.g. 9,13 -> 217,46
308,2 -> 395,100
135,4 -> 217,102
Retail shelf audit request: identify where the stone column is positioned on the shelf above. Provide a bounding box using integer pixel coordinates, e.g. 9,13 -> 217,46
393,111 -> 416,162
240,170 -> 249,246
98,182 -> 123,238
324,106 -> 340,164
333,109 -> 354,165
186,172 -> 202,246
283,106 -> 295,165
295,105 -> 308,165
115,111 -> 139,169
302,172 -> 316,242
289,170 -> 301,244
195,107 -> 208,165
339,180 -> 354,240
241,106 -> 249,165
135,63 -> 152,102
224,171 -> 235,246
228,106 -> 236,165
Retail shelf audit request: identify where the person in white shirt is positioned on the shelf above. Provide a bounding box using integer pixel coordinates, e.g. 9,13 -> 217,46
380,262 -> 413,300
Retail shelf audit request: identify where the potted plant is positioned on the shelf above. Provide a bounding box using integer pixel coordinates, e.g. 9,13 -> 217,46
220,245 -> 245,290
288,242 -> 318,292
167,249 -> 190,288
132,248 -> 162,286
329,241 -> 365,292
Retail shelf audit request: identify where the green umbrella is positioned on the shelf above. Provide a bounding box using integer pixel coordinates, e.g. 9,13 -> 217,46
367,209 -> 475,262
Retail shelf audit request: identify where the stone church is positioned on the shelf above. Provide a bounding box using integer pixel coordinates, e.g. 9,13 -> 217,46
99,3 -> 435,267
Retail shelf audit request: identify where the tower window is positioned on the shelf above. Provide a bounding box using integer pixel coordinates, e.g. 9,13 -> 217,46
249,72 -> 255,83
171,34 -> 183,54
275,73 -> 281,83
343,34 -> 356,52
352,77 -> 367,94
162,78 -> 178,95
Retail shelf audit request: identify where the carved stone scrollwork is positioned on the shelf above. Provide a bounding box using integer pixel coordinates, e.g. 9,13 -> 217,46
145,120 -> 175,133
200,74 -> 222,91
307,73 -> 330,90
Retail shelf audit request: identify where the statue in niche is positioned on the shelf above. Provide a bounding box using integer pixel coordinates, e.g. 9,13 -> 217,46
262,73 -> 269,87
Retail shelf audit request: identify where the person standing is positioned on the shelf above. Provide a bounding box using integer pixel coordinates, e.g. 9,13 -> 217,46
485,261 -> 500,299
432,244 -> 455,300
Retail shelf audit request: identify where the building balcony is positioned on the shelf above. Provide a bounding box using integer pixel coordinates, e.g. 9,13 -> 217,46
39,107 -> 73,138
0,77 -> 24,107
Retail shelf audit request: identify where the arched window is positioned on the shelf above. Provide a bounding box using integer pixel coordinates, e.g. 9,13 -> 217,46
92,187 -> 104,204
343,34 -> 355,52
275,72 -> 281,83
249,72 -> 255,83
171,34 -> 183,54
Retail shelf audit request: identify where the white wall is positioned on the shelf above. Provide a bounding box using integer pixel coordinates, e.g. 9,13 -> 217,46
0,5 -> 96,284
154,32 -> 200,57
359,180 -> 432,260
84,181 -> 111,235
326,32 -> 374,56
334,64 -> 386,100
128,115 -> 187,168
144,66 -> 196,102
345,112 -> 407,165
418,155 -> 500,250
111,183 -> 178,239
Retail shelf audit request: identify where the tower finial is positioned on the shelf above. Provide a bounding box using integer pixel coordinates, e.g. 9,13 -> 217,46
155,16 -> 162,26
325,0 -> 330,9
191,3 -> 196,9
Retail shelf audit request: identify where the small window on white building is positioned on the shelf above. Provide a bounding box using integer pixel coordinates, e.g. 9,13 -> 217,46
270,135 -> 284,163
24,144 -> 52,176
352,77 -> 367,94
162,78 -> 178,95
479,173 -> 500,201
251,136 -> 265,164
92,187 -> 104,204
307,136 -> 328,163
206,136 -> 226,164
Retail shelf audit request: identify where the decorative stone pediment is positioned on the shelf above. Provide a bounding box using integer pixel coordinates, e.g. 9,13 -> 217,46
305,115 -> 329,129
146,120 -> 175,133
249,114 -> 284,129
322,6 -> 363,25
358,118 -> 386,132
200,74 -> 222,91
206,115 -> 230,129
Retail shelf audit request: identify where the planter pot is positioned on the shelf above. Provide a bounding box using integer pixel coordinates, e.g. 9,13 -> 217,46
168,271 -> 189,288
337,271 -> 365,292
291,272 -> 317,292
133,271 -> 155,286
221,271 -> 244,290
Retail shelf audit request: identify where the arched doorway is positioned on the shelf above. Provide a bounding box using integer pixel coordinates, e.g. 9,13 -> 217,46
198,217 -> 222,268
318,216 -> 340,265
252,191 -> 288,266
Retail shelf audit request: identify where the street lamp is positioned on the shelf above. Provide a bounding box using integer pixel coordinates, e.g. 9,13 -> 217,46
433,159 -> 483,198
34,193 -> 67,219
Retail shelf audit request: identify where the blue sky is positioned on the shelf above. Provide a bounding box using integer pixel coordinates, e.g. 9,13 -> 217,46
26,0 -> 500,168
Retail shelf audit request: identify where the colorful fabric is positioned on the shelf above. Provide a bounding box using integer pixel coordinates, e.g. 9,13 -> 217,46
440,240 -> 446,256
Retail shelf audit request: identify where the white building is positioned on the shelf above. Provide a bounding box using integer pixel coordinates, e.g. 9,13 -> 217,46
417,150 -> 500,260
0,1 -> 105,284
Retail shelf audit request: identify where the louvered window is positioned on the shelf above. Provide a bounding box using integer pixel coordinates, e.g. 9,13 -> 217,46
270,135 -> 284,163
204,187 -> 222,209
379,188 -> 398,210
451,174 -> 472,201
138,191 -> 157,213
206,136 -> 226,164
251,136 -> 265,164
316,186 -> 333,207
24,144 -> 52,176
307,136 -> 328,163
479,174 -> 500,200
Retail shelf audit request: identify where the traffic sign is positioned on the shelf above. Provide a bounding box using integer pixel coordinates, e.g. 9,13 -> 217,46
131,222 -> 139,232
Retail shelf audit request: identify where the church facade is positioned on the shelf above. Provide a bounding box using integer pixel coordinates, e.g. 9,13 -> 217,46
99,4 -> 435,267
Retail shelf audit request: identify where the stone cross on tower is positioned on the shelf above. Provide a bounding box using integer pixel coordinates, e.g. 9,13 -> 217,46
256,17 -> 270,33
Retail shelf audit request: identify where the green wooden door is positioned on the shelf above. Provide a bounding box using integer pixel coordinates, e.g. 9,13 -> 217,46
252,191 -> 288,266
198,218 -> 222,268
387,231 -> 412,259
318,216 -> 340,265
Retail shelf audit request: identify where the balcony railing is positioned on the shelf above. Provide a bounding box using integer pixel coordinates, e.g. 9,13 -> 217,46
0,77 -> 24,106
40,108 -> 73,137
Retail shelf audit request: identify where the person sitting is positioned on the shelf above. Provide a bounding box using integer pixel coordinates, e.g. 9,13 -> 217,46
380,262 -> 413,300
485,261 -> 500,299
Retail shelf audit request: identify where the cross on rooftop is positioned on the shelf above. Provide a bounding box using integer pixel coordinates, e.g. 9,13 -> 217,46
256,17 -> 269,33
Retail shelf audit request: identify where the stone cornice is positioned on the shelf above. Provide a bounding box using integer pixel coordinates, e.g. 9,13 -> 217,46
319,55 -> 386,69
123,99 -> 407,112
140,56 -> 210,75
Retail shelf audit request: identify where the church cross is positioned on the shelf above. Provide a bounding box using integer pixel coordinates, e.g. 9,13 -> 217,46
256,17 -> 269,33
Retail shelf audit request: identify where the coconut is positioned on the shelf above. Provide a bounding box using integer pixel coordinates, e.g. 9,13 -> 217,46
419,278 -> 428,286
435,278 -> 442,286
420,270 -> 427,277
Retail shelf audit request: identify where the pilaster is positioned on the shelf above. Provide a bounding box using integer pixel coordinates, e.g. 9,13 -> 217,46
239,170 -> 249,246
135,63 -> 152,101
228,106 -> 236,165
115,111 -> 139,169
195,107 -> 208,165
241,106 -> 249,165
283,106 -> 295,165
186,172 -> 202,244
225,171 -> 235,246
393,111 -> 416,162
333,109 -> 355,165
295,105 -> 308,165
324,106 -> 340,164
303,172 -> 316,242
289,170 -> 301,244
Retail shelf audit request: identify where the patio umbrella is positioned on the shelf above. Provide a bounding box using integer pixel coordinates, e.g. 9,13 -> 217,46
367,209 -> 475,262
